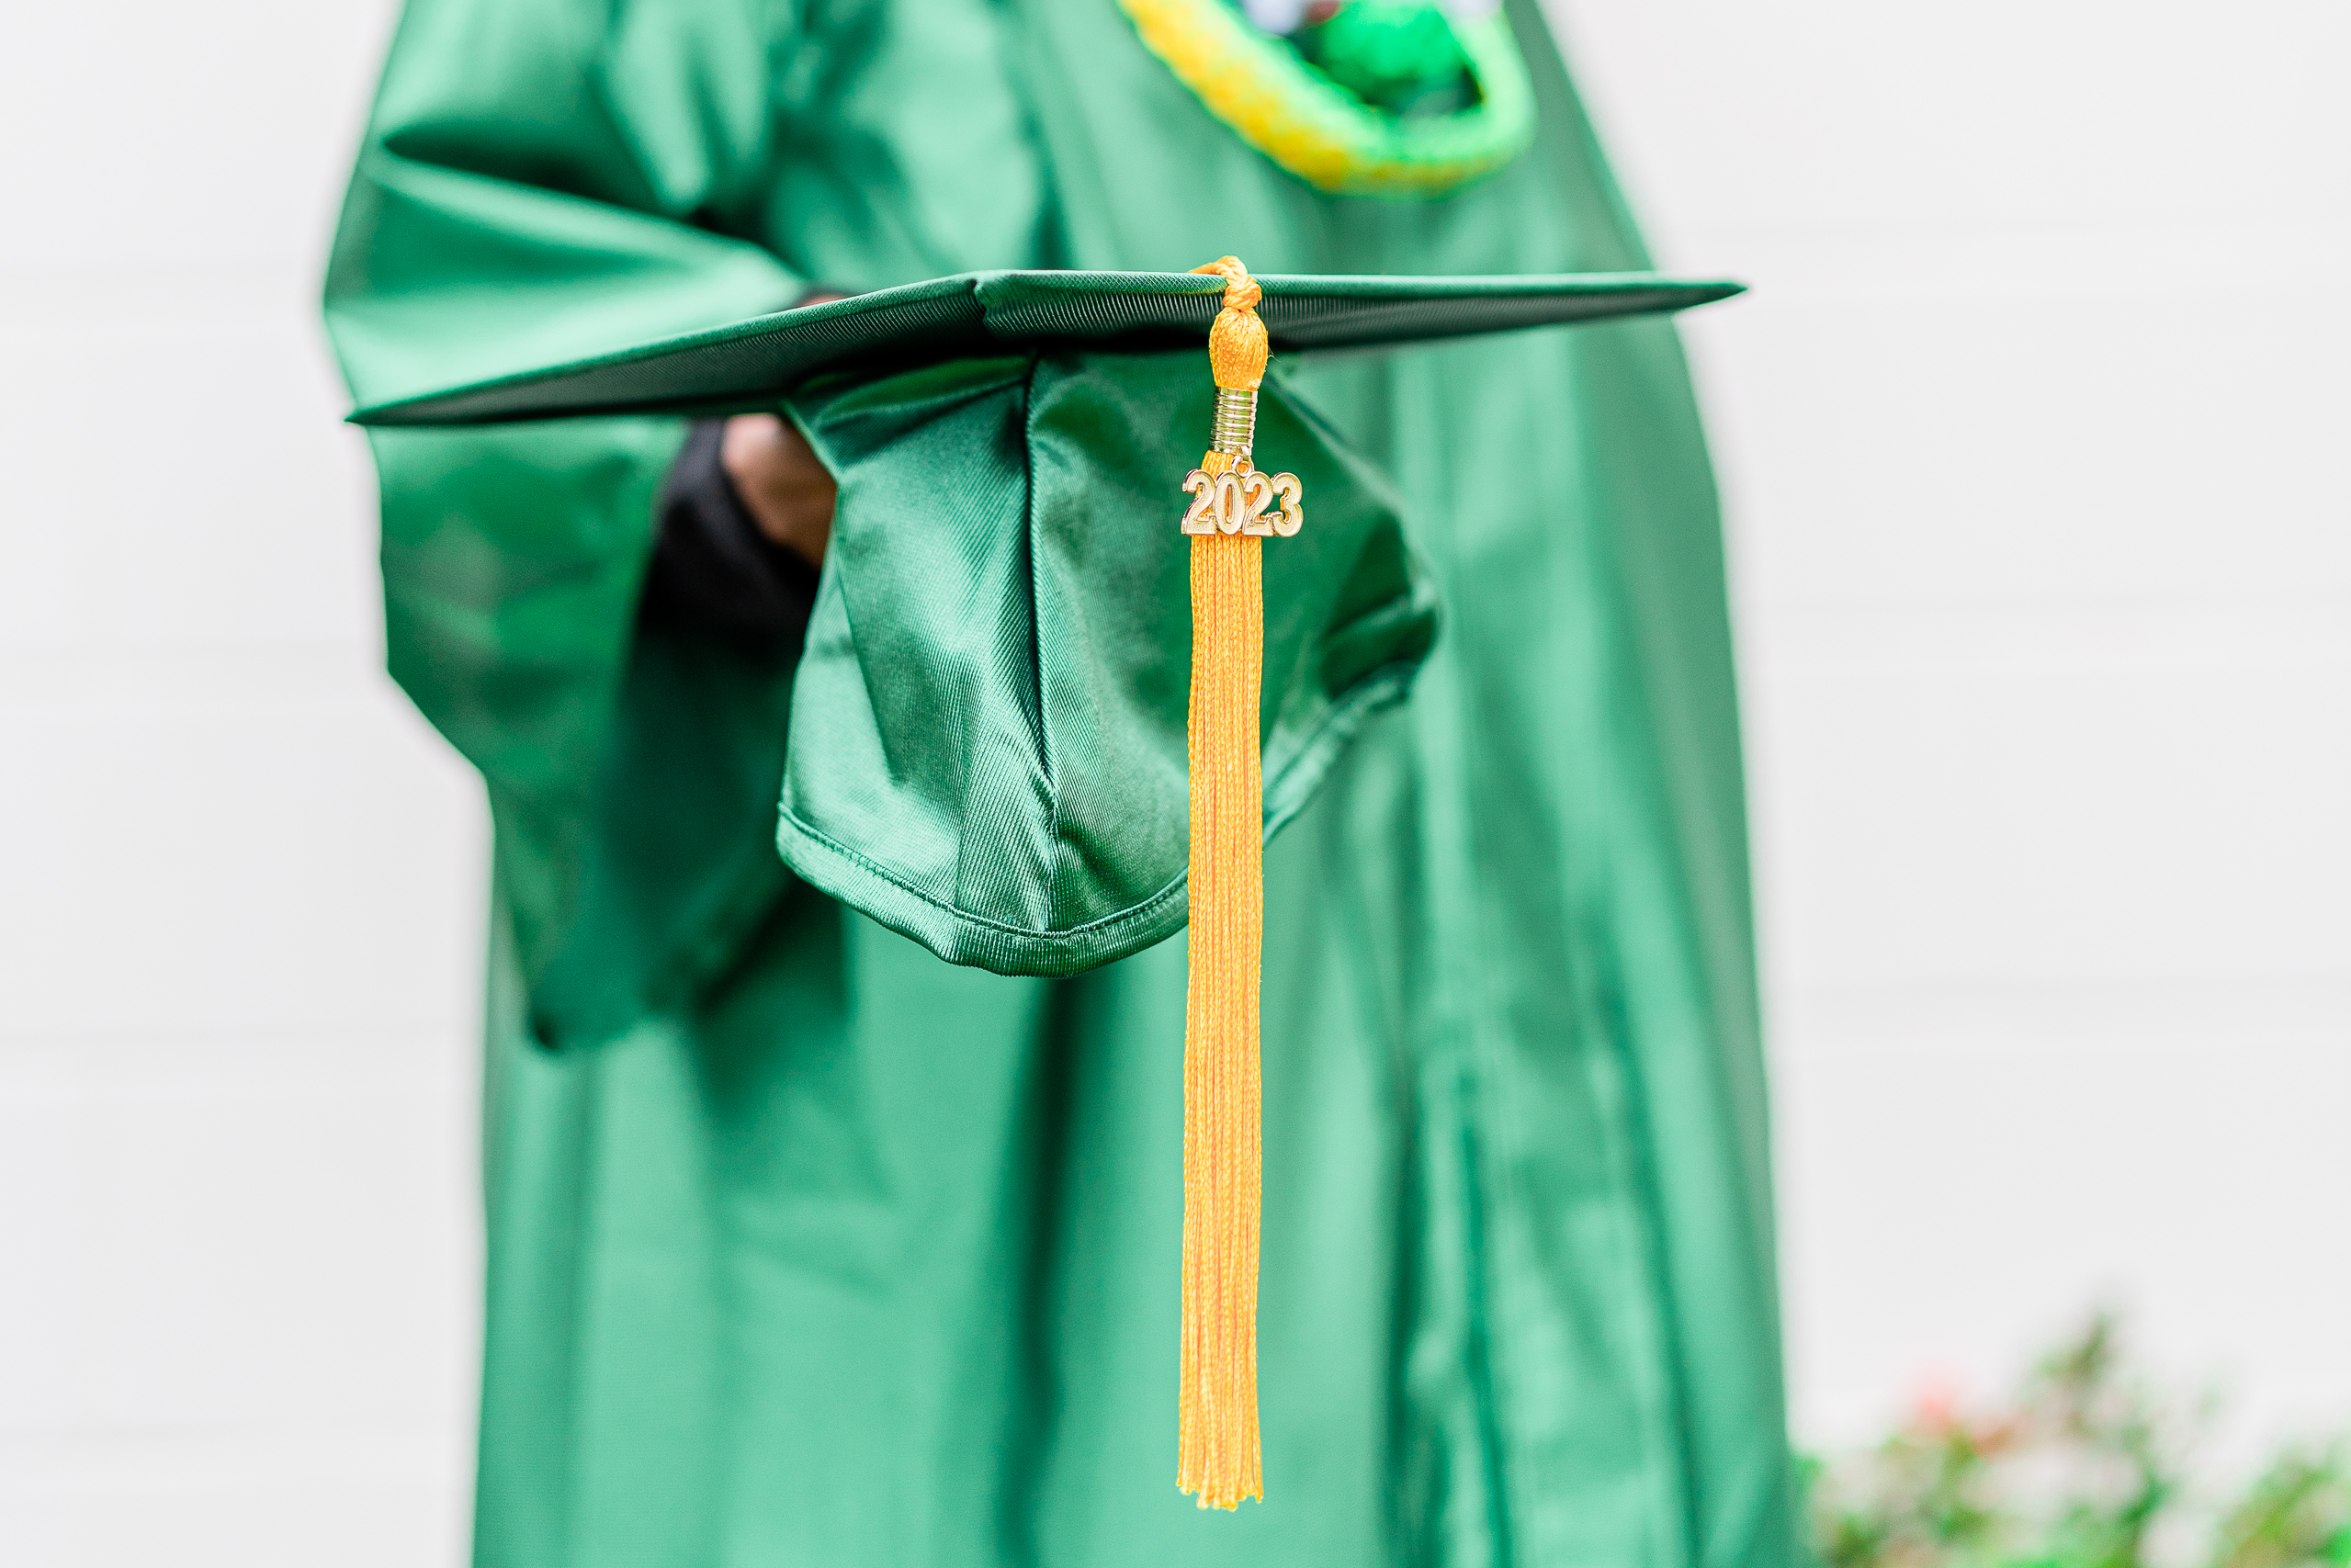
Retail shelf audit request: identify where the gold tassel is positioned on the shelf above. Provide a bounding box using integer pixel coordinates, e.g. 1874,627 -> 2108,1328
1177,257 -> 1299,1510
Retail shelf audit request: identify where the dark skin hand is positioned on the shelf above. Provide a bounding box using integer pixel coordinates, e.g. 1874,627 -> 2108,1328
720,291 -> 847,566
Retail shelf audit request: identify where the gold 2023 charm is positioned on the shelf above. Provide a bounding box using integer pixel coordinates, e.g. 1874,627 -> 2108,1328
1180,463 -> 1303,536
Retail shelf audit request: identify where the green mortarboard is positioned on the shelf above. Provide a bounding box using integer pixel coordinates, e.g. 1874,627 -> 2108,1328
351,268 -> 1736,429
349,267 -> 1737,978
351,263 -> 1739,1506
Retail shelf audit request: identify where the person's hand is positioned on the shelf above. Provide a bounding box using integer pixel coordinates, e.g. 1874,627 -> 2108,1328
720,412 -> 837,567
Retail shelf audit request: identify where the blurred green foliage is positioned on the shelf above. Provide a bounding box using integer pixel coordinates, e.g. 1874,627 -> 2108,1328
1804,1314 -> 2351,1568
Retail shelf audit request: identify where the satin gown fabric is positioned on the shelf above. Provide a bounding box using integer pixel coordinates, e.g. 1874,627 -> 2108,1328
324,1 -> 1797,1564
777,349 -> 1437,977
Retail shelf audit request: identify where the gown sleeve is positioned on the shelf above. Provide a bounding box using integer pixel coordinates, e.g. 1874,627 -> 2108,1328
323,0 -> 807,1043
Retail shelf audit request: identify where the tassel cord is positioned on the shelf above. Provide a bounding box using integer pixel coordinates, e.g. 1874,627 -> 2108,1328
1179,255 -> 1273,1511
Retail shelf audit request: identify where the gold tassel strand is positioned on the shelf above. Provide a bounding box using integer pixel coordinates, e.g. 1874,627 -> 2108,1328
1177,257 -> 1300,1511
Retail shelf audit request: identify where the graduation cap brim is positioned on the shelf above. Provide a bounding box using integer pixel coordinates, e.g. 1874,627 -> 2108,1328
349,269 -> 1741,428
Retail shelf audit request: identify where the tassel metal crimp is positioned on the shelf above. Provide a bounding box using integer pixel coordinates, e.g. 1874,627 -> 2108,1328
1210,387 -> 1258,457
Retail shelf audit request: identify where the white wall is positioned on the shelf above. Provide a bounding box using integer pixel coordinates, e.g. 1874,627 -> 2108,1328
0,1 -> 2343,1560
1550,0 -> 2351,1451
0,3 -> 481,1561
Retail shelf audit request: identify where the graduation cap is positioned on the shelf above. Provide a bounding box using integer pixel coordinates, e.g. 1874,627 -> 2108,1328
353,260 -> 1739,1509
351,265 -> 1736,428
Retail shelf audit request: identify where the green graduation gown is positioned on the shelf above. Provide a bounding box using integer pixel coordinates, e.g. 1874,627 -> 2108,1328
324,2 -> 1796,1564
